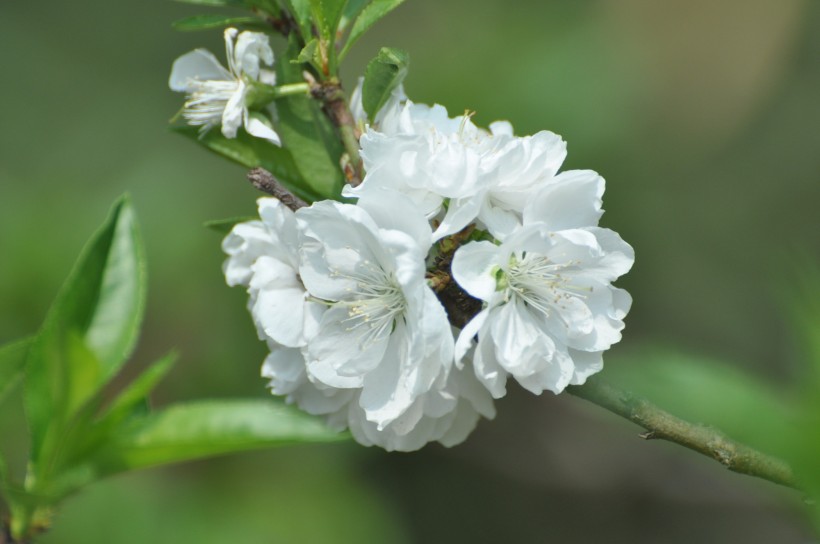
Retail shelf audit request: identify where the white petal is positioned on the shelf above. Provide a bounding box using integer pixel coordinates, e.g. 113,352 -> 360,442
244,111 -> 282,145
451,241 -> 501,301
169,49 -> 232,92
221,80 -> 247,138
523,170 -> 605,230
454,309 -> 489,366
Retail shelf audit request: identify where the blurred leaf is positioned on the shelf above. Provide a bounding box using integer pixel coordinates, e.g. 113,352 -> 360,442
204,216 -> 257,234
784,258 -> 820,388
295,38 -> 320,67
274,34 -> 345,200
362,47 -> 408,121
93,400 -> 347,475
283,0 -> 314,38
607,347 -> 796,459
172,14 -> 260,31
309,0 -> 346,42
25,196 -> 145,466
0,337 -> 31,405
172,126 -> 321,202
339,0 -> 404,60
339,0 -> 369,32
174,0 -> 246,5
99,353 -> 178,429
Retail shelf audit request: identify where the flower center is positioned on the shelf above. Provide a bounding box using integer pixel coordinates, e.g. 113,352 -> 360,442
335,259 -> 407,348
504,253 -> 589,317
182,79 -> 241,127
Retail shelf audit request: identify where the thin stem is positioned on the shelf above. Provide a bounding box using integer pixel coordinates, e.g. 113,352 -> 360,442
247,167 -> 306,210
306,75 -> 363,186
567,376 -> 797,489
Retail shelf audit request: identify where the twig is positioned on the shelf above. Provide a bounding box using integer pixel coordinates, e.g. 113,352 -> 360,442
247,168 -> 306,211
566,377 -> 798,489
306,75 -> 363,186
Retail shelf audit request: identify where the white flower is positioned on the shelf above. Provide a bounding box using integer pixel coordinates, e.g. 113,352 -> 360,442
297,190 -> 454,429
348,77 -> 407,132
169,28 -> 281,144
452,176 -> 634,397
347,101 -> 495,240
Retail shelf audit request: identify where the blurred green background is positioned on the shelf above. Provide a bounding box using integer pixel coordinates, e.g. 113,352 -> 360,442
1,0 -> 819,542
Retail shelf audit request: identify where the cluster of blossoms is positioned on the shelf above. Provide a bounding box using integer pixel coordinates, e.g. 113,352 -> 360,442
172,29 -> 634,451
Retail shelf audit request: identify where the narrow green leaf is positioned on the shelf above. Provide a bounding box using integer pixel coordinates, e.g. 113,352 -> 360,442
362,47 -> 408,121
25,196 -> 145,466
309,0 -> 347,41
294,38 -> 320,66
204,216 -> 257,234
171,125 -> 321,202
93,400 -> 346,475
339,0 -> 370,33
339,0 -> 404,60
0,337 -> 31,405
283,0 -> 314,38
172,14 -> 260,31
100,353 -> 177,429
274,34 -> 345,199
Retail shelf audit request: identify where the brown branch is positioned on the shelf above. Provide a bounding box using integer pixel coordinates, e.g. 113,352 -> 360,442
566,377 -> 798,489
247,168 -> 306,211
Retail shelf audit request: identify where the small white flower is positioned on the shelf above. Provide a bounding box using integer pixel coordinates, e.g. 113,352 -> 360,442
452,177 -> 634,397
297,190 -> 454,429
169,28 -> 281,144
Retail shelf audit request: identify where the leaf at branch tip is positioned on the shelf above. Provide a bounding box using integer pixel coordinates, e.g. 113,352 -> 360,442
93,399 -> 347,476
339,0 -> 370,33
339,0 -> 405,60
172,14 -> 261,31
0,337 -> 32,405
25,195 -> 146,462
309,0 -> 347,42
362,46 -> 408,121
204,216 -> 258,234
283,0 -> 314,38
294,38 -> 320,66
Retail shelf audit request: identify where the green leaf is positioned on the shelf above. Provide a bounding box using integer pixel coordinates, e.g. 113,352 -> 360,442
339,0 -> 370,32
24,196 -> 146,468
99,353 -> 177,429
309,0 -> 347,42
92,400 -> 346,475
283,0 -> 314,39
294,38 -> 320,67
172,125 -> 322,203
204,216 -> 257,234
361,47 -> 408,121
0,337 -> 31,405
172,14 -> 260,31
274,34 -> 345,199
339,0 -> 405,60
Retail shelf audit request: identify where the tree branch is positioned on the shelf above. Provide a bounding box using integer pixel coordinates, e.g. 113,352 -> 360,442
566,377 -> 798,489
307,76 -> 363,186
247,168 -> 306,211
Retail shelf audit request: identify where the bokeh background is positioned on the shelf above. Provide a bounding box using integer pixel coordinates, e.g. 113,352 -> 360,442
2,0 -> 819,542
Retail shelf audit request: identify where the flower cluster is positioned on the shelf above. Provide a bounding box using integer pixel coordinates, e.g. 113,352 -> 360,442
223,88 -> 634,451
